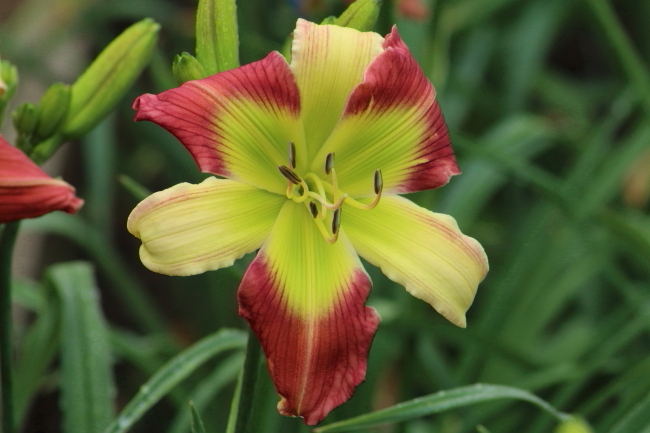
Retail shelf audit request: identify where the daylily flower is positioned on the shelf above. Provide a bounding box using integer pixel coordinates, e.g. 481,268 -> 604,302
0,135 -> 83,223
128,20 -> 488,425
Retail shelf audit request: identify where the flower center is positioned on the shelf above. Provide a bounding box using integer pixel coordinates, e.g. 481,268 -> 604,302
278,142 -> 383,244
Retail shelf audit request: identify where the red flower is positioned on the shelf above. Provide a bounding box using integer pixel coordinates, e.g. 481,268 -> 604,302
0,135 -> 83,223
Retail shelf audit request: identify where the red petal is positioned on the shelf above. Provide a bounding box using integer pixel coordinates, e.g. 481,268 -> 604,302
0,136 -> 83,223
133,51 -> 301,193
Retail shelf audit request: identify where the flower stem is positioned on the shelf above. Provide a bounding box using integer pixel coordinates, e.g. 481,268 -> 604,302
0,221 -> 20,433
228,329 -> 264,433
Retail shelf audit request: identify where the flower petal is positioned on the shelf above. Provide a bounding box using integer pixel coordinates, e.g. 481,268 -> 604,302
290,19 -> 384,161
313,26 -> 458,197
133,52 -> 303,194
344,196 -> 488,327
238,201 -> 380,425
0,135 -> 83,223
127,178 -> 284,276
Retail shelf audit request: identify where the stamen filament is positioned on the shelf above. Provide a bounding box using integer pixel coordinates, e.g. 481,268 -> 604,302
313,216 -> 339,244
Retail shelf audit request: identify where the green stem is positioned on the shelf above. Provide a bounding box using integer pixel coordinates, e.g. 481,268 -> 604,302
229,330 -> 264,433
0,222 -> 21,433
586,0 -> 650,116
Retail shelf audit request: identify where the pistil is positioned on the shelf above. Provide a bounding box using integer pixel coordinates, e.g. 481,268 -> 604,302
277,149 -> 383,244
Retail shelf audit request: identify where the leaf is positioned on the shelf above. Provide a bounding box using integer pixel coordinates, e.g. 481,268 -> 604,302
189,402 -> 207,433
314,384 -> 569,432
104,329 -> 246,433
47,262 -> 115,433
610,391 -> 650,433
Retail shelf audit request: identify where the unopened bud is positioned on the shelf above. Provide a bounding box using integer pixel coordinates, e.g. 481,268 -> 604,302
62,18 -> 160,139
0,60 -> 19,121
12,103 -> 39,135
34,83 -> 71,141
335,0 -> 381,32
172,52 -> 207,85
554,416 -> 592,433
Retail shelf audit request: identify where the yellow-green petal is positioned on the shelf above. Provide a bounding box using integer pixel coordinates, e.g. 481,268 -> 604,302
290,19 -> 384,162
127,178 -> 284,276
344,196 -> 488,327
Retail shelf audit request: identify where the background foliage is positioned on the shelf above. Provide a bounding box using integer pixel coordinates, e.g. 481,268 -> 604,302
2,0 -> 650,432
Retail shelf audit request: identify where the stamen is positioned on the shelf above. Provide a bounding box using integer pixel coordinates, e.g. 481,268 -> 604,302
314,217 -> 339,244
278,165 -> 302,185
374,169 -> 383,194
332,208 -> 342,235
288,141 -> 296,169
325,152 -> 335,175
308,201 -> 319,218
344,169 -> 383,210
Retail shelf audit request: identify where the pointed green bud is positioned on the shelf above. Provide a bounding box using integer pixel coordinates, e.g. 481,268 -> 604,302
172,52 -> 208,85
0,59 -> 19,124
34,82 -> 71,141
554,416 -> 593,433
12,103 -> 39,135
62,18 -> 160,139
335,0 -> 382,31
320,16 -> 337,25
195,0 -> 239,75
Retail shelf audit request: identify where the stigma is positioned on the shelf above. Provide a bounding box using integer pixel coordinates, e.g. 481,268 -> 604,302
277,143 -> 383,244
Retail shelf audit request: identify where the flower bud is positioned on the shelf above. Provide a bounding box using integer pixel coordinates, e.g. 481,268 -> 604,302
0,135 -> 83,223
0,59 -> 18,121
554,416 -> 593,433
195,0 -> 239,75
34,82 -> 71,141
62,18 -> 160,139
172,52 -> 208,85
335,0 -> 381,31
12,103 -> 39,135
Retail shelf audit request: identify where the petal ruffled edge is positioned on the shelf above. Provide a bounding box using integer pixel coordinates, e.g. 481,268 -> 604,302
127,178 -> 284,276
133,51 -> 304,194
238,201 -> 380,425
314,26 -> 458,197
344,195 -> 487,327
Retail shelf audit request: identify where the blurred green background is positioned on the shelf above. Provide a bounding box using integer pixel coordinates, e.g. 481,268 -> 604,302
2,0 -> 650,432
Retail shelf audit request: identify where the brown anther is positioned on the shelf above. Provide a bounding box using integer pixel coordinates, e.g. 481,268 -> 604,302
288,141 -> 296,169
309,201 -> 319,218
278,165 -> 302,185
332,208 -> 341,235
374,169 -> 383,195
325,152 -> 335,175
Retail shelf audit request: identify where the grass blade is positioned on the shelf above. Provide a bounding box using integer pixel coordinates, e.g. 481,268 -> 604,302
104,329 -> 246,433
314,384 -> 569,432
48,262 -> 115,433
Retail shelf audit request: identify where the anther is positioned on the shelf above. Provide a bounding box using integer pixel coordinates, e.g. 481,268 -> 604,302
278,165 -> 302,185
332,208 -> 341,235
374,169 -> 383,194
309,201 -> 319,218
288,141 -> 296,169
325,152 -> 335,175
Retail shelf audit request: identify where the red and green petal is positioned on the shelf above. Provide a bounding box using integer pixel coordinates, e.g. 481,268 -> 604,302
133,52 -> 304,194
127,178 -> 284,276
238,201 -> 380,425
313,26 -> 458,197
344,196 -> 488,328
0,135 -> 83,223
290,19 -> 384,162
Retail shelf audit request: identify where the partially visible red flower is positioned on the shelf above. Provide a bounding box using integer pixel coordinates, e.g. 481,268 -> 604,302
397,0 -> 430,22
0,135 -> 83,223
